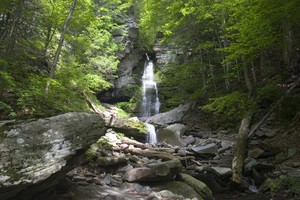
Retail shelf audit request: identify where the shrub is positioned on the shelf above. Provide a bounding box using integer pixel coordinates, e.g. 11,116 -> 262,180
203,92 -> 255,129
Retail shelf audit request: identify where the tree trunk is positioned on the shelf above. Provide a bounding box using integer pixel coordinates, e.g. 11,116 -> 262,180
231,113 -> 252,184
242,55 -> 252,97
251,60 -> 257,85
200,49 -> 206,88
5,0 -> 24,56
48,0 -> 78,79
208,57 -> 217,96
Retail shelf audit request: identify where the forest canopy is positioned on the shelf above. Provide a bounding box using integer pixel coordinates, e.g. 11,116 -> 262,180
0,0 -> 132,118
1,0 -> 300,127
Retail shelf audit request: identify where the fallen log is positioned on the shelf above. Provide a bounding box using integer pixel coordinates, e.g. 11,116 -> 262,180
231,113 -> 252,184
126,145 -> 194,161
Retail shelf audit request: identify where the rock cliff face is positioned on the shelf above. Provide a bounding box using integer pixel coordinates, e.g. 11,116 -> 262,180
98,10 -> 145,104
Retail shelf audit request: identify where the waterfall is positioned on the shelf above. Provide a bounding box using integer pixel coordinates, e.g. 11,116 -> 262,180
140,58 -> 160,144
145,123 -> 157,144
141,60 -> 160,117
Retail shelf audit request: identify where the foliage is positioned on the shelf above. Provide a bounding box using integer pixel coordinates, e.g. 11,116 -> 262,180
203,92 -> 255,128
17,75 -> 89,117
269,177 -> 300,197
278,94 -> 300,123
256,84 -> 284,106
0,101 -> 16,119
116,102 -> 131,113
138,0 -> 300,119
0,0 -> 133,118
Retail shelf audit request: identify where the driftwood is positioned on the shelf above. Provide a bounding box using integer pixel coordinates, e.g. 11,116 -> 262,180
120,138 -> 148,149
126,146 -> 180,161
125,145 -> 194,162
248,76 -> 300,138
231,113 -> 252,184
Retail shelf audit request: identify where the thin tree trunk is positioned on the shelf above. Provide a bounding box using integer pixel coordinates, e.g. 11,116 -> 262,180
46,0 -> 77,92
200,49 -> 206,88
242,55 -> 252,97
282,20 -> 293,66
48,0 -> 78,79
251,61 -> 257,85
6,0 -> 24,56
208,57 -> 217,96
236,59 -> 240,82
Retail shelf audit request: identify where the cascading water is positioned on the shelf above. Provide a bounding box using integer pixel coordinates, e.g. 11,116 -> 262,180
140,55 -> 160,144
141,60 -> 160,117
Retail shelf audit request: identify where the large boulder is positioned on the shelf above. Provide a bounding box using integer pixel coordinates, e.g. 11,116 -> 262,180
123,160 -> 182,182
0,112 -> 107,200
177,173 -> 214,200
146,103 -> 192,126
157,123 -> 186,146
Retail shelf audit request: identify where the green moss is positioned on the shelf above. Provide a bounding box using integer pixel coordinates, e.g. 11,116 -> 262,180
125,120 -> 147,134
157,181 -> 203,199
85,146 -> 99,161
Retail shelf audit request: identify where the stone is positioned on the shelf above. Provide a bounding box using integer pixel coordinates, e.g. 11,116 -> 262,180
248,148 -> 265,159
191,143 -> 218,155
73,176 -> 88,182
286,162 -> 300,168
287,170 -> 300,178
244,158 -> 258,173
276,151 -> 289,162
146,103 -> 193,126
177,173 -> 214,200
288,147 -> 297,158
0,112 -> 107,200
211,167 -> 232,177
123,160 -> 182,182
156,181 -> 202,200
264,128 -> 279,137
182,135 -> 195,146
96,156 -> 128,167
157,124 -> 186,146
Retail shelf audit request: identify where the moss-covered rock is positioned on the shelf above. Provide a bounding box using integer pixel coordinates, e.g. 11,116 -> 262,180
109,118 -> 147,141
177,173 -> 214,200
157,181 -> 204,199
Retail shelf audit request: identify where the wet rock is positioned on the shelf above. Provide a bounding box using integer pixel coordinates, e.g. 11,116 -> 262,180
191,143 -> 218,155
251,168 -> 264,185
157,124 -> 186,146
244,158 -> 258,173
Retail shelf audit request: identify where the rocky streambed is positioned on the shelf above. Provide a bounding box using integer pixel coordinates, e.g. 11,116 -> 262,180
1,104 -> 299,200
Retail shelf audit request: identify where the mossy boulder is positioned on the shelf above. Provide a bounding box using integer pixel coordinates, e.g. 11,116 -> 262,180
177,173 -> 214,200
109,118 -> 147,141
157,181 -> 203,199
